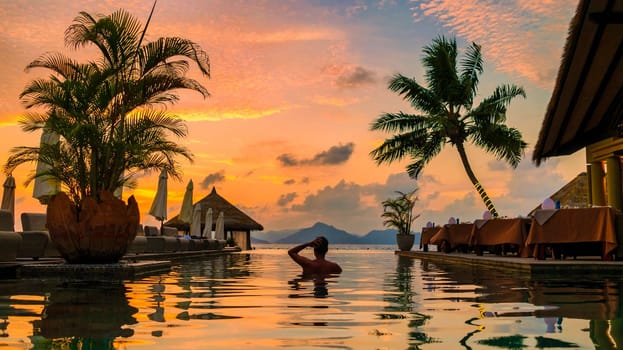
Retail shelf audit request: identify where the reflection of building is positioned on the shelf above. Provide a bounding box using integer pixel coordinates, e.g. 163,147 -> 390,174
533,0 -> 623,210
166,187 -> 263,250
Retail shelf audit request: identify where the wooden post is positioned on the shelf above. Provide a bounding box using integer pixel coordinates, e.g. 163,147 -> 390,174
590,161 -> 606,206
606,156 -> 623,210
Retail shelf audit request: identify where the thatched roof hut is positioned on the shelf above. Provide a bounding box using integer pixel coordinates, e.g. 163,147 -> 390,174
533,0 -> 623,164
165,187 -> 263,249
528,172 -> 589,216
166,187 -> 263,231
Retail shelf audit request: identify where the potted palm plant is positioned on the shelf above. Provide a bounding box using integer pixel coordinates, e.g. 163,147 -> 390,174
3,7 -> 210,263
382,189 -> 420,251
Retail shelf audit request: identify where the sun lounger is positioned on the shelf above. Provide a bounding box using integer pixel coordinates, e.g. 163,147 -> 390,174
19,213 -> 57,260
127,225 -> 147,254
0,232 -> 21,262
144,226 -> 179,252
0,210 -> 21,261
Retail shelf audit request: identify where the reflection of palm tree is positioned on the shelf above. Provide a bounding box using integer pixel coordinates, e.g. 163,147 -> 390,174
34,282 -> 137,342
370,36 -> 526,217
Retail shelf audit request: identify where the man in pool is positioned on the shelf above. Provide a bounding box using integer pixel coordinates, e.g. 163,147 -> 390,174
288,236 -> 342,275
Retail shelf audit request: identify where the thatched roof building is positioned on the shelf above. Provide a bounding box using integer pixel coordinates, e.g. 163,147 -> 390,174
528,172 -> 589,216
532,0 -> 623,211
165,187 -> 263,249
533,0 -> 623,164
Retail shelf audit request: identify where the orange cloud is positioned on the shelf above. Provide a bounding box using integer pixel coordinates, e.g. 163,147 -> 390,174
309,95 -> 360,106
238,28 -> 341,44
179,107 -> 288,121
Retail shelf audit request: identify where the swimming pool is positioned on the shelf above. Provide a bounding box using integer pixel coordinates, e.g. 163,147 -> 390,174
1,245 -> 621,349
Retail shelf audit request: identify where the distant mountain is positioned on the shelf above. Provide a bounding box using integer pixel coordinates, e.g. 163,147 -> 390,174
359,229 -> 398,244
250,236 -> 270,244
276,222 -> 360,244
254,228 -> 298,243
253,222 -> 421,245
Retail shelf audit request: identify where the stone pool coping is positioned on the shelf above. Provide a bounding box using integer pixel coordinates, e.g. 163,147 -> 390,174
396,250 -> 623,276
0,247 -> 241,280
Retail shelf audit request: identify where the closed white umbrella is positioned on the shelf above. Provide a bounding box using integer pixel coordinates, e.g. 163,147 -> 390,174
148,169 -> 168,227
190,204 -> 202,237
215,211 -> 225,240
202,207 -> 213,239
179,179 -> 194,225
33,130 -> 60,205
1,174 -> 16,222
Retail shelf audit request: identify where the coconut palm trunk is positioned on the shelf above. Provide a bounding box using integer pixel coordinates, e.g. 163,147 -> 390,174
455,142 -> 499,218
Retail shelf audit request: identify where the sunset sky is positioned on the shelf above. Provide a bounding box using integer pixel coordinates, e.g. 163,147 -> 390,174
0,0 -> 585,234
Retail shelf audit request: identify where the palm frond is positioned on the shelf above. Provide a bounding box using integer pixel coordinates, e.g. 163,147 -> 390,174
469,123 -> 527,168
387,74 -> 444,114
459,41 -> 483,108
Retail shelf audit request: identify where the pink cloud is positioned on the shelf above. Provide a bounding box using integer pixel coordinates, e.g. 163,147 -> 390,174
410,0 -> 575,88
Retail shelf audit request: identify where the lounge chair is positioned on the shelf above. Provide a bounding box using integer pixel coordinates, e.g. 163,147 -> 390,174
0,210 -> 21,262
19,213 -> 57,260
126,224 -> 147,254
145,226 -> 179,253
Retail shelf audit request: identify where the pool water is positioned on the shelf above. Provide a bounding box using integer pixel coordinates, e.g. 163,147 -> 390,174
1,245 -> 622,349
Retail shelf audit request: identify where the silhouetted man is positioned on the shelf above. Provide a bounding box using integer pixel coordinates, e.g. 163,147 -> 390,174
288,236 -> 342,275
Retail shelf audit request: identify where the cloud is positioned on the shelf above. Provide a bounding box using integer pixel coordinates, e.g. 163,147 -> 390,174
277,142 -> 355,167
283,173 -> 423,234
336,66 -> 378,88
409,0 -> 574,88
323,64 -> 378,88
283,179 -> 296,185
277,192 -> 298,206
200,170 -> 225,189
292,180 -> 369,213
309,95 -> 360,107
180,107 -> 287,122
238,28 -> 340,44
487,160 -> 509,172
277,154 -> 299,167
416,154 -> 570,226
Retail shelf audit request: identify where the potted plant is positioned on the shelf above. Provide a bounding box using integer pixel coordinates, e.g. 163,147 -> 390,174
3,7 -> 210,263
382,189 -> 420,251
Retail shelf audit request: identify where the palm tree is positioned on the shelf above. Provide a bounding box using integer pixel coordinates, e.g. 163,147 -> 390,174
4,7 -> 210,208
370,36 -> 526,218
382,190 -> 420,235
3,7 -> 210,263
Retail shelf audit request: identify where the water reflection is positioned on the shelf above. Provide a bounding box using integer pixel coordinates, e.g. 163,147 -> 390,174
6,249 -> 623,349
288,274 -> 338,298
384,255 -> 438,347
32,282 -> 137,349
418,259 -> 623,349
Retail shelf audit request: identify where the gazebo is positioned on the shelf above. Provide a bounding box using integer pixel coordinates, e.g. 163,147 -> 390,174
533,0 -> 623,209
165,187 -> 263,250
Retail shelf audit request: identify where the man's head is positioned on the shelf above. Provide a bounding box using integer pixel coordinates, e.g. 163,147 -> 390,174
313,236 -> 329,257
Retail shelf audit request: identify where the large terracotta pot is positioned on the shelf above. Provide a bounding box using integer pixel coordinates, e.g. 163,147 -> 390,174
46,191 -> 140,264
396,234 -> 415,252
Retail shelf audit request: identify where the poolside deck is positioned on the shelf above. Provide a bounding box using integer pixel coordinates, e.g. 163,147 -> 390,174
0,247 -> 241,280
397,250 -> 623,276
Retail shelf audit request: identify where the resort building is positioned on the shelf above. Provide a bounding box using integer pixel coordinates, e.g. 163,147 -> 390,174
533,0 -> 623,209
